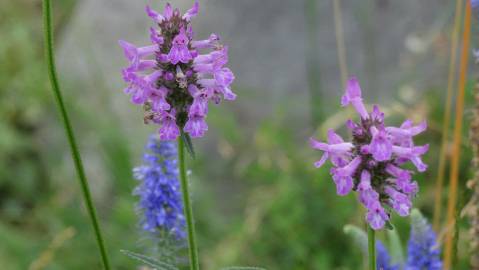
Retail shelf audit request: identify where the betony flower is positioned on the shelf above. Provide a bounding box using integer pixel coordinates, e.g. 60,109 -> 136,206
310,77 -> 428,230
119,1 -> 235,140
133,136 -> 185,239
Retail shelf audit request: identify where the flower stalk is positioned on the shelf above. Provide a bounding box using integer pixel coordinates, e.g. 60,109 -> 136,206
444,0 -> 471,268
178,136 -> 199,270
432,0 -> 463,231
368,226 -> 376,270
42,0 -> 110,269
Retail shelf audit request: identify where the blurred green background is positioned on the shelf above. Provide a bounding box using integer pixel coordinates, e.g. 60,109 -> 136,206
0,0 -> 477,269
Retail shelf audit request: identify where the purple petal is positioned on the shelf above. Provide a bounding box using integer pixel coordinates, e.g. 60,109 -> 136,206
366,203 -> 388,230
163,3 -> 173,20
332,174 -> 353,196
371,105 -> 384,123
182,0 -> 199,21
184,115 -> 208,138
341,77 -> 369,119
314,153 -> 329,168
220,86 -> 237,101
145,5 -> 165,23
369,129 -> 393,161
327,129 -> 345,144
214,68 -> 235,87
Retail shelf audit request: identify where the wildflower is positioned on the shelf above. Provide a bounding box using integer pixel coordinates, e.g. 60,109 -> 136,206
119,1 -> 235,140
133,135 -> 185,239
310,77 -> 428,230
405,209 -> 442,270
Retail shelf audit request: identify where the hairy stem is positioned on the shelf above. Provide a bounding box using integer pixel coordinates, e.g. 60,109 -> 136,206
42,0 -> 110,269
178,137 -> 200,270
368,226 -> 376,270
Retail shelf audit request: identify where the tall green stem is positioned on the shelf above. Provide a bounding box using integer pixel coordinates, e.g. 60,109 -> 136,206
304,0 -> 322,127
368,226 -> 376,270
178,137 -> 200,270
42,0 -> 110,269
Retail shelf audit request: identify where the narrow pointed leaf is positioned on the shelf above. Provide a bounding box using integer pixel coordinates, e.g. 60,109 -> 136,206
120,250 -> 178,270
181,131 -> 196,159
343,224 -> 368,252
387,228 -> 405,267
221,267 -> 267,270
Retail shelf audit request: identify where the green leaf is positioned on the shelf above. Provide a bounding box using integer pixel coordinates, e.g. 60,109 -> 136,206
386,228 -> 405,267
181,131 -> 196,159
221,267 -> 267,270
120,250 -> 178,270
343,224 -> 368,253
385,220 -> 394,230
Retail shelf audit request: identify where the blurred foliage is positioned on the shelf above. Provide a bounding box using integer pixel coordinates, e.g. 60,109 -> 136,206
0,1 -> 477,270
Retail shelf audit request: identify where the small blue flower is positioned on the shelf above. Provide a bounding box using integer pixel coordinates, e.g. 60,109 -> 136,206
133,135 -> 185,239
377,241 -> 399,270
405,210 -> 442,270
472,0 -> 479,9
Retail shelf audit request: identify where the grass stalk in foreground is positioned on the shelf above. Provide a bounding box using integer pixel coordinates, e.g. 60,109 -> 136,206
444,0 -> 471,268
433,0 -> 464,231
333,0 -> 348,88
42,0 -> 110,268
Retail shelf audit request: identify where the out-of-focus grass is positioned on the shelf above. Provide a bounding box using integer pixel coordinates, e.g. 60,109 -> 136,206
0,1 -> 476,270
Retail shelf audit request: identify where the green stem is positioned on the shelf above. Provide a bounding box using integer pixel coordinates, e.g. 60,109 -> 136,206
178,137 -> 200,270
368,226 -> 376,270
304,0 -> 323,127
42,0 -> 110,269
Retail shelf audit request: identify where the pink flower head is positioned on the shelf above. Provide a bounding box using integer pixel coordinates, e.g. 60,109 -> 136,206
310,77 -> 428,230
119,1 -> 235,140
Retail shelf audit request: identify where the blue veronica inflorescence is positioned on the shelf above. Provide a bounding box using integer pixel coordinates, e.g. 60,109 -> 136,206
405,209 -> 443,270
133,135 -> 185,239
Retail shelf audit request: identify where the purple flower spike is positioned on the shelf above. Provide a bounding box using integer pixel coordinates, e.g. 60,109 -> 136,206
310,76 -> 428,230
119,1 -> 235,140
